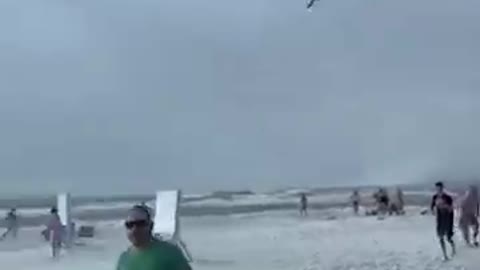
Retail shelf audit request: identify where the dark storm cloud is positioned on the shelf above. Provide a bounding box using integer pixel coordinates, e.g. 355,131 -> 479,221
0,0 -> 479,195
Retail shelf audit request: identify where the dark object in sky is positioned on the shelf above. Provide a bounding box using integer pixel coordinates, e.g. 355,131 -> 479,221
306,0 -> 318,9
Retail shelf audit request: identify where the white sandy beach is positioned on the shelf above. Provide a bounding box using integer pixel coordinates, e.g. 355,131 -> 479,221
0,207 -> 476,270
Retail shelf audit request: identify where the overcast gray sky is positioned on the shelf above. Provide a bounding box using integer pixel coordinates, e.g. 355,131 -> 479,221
0,0 -> 479,195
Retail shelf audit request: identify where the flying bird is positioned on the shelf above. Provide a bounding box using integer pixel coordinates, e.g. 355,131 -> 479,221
306,0 -> 318,9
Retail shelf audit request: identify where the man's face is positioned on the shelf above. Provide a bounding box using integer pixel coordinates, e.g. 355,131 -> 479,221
125,208 -> 152,247
435,185 -> 444,194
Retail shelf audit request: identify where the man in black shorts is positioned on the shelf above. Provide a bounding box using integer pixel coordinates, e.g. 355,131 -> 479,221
431,181 -> 456,260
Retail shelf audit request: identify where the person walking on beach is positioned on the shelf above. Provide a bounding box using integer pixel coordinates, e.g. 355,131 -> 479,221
116,205 -> 192,270
431,181 -> 456,260
375,188 -> 389,218
300,193 -> 308,216
46,207 -> 64,258
459,185 -> 479,247
395,187 -> 405,215
0,208 -> 18,240
350,190 -> 360,215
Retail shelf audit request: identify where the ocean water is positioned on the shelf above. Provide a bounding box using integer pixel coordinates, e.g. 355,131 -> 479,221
0,206 -> 476,270
0,188 -> 435,228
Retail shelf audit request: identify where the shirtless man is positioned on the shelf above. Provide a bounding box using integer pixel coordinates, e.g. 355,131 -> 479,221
459,185 -> 479,247
431,182 -> 456,260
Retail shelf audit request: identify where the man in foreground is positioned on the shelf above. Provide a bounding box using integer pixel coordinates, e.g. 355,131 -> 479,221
116,205 -> 192,270
431,182 -> 456,260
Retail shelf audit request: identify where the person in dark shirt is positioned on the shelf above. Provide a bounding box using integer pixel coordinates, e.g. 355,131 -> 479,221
431,181 -> 456,260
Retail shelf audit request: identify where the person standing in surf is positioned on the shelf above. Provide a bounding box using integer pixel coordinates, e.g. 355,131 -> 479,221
300,193 -> 308,216
459,185 -> 479,247
350,190 -> 360,215
431,181 -> 456,260
116,205 -> 192,270
46,207 -> 64,258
